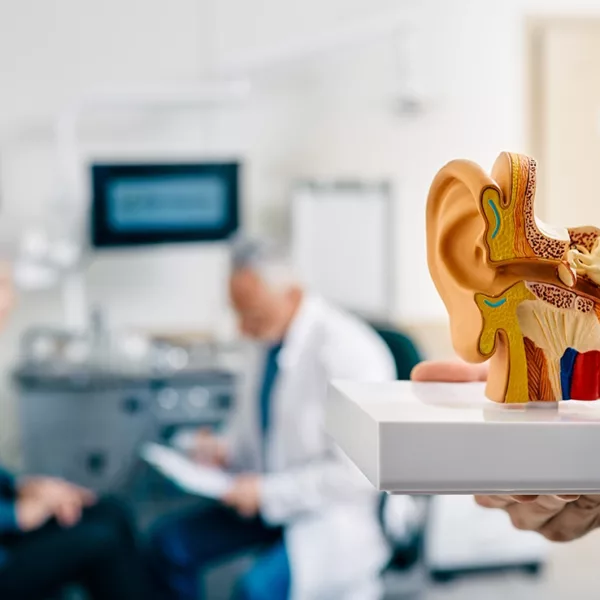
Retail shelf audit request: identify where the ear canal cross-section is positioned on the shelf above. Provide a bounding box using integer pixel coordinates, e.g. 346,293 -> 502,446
426,152 -> 600,403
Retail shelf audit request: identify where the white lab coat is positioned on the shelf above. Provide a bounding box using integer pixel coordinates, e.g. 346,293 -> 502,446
224,295 -> 398,600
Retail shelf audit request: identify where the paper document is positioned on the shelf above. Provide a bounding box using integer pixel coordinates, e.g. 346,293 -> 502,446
141,442 -> 233,499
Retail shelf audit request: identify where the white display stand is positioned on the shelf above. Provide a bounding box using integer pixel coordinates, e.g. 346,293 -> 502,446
326,380 -> 600,494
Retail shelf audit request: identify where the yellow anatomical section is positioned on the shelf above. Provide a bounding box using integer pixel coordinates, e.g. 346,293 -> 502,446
482,153 -> 533,263
426,151 -> 600,403
482,185 -> 517,263
475,282 -> 536,403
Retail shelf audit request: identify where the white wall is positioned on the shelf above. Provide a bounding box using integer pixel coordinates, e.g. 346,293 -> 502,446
0,0 -> 235,336
212,0 -> 497,321
210,0 -> 524,322
2,0 -> 600,366
210,0 -> 600,322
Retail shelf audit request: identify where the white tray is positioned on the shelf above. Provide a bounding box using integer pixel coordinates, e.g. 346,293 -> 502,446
326,380 -> 600,494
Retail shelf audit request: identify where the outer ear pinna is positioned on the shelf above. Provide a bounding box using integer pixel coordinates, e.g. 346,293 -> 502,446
426,152 -> 600,403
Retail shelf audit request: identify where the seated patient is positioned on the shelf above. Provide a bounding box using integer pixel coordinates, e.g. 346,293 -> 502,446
0,264 -> 148,600
0,471 -> 148,600
148,238 -> 398,600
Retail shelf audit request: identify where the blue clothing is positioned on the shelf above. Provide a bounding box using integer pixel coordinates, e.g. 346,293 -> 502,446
0,466 -> 19,566
148,503 -> 289,600
0,466 -> 17,532
238,542 -> 290,600
0,468 -> 15,495
0,467 -> 18,528
259,344 -> 282,437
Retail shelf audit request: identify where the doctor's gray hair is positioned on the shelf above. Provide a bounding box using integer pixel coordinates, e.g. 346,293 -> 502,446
230,235 -> 301,290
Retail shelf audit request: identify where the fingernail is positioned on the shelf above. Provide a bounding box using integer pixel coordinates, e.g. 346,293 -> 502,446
511,495 -> 538,502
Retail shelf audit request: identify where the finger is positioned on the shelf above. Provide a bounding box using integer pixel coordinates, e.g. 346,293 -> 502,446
238,503 -> 255,519
54,488 -> 83,508
236,475 -> 252,486
538,495 -> 600,542
68,503 -> 83,526
48,481 -> 77,498
66,483 -> 95,505
55,502 -> 82,528
511,496 -> 578,505
221,492 -> 236,507
505,495 -> 572,532
511,495 -> 542,503
57,483 -> 84,499
475,495 -> 518,509
82,491 -> 97,506
511,495 -> 579,503
53,486 -> 91,514
197,428 -> 214,443
193,454 -> 215,466
411,361 -> 488,383
74,487 -> 96,505
56,503 -> 81,527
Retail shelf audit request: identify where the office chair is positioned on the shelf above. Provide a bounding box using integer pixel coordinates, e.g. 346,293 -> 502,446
380,495 -> 431,599
368,322 -> 429,598
369,322 -> 423,381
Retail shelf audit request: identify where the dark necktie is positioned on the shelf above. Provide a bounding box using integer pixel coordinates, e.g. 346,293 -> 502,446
259,344 -> 282,439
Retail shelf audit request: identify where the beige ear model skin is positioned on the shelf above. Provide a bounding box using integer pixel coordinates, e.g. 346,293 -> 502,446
427,152 -> 600,403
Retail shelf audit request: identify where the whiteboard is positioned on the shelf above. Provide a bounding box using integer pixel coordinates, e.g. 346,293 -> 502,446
291,182 -> 393,317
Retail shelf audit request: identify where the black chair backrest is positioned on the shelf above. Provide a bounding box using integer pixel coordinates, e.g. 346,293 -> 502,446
369,322 -> 423,380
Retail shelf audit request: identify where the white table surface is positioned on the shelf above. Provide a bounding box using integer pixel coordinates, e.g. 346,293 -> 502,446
326,380 -> 600,494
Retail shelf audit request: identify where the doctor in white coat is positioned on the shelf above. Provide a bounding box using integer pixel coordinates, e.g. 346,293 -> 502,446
148,239 -> 408,600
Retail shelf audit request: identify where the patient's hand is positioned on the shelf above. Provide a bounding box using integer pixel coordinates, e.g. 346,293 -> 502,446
191,429 -> 229,467
16,496 -> 55,532
17,477 -> 96,529
410,360 -> 600,542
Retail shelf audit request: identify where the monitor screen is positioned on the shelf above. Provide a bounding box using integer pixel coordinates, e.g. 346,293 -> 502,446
91,163 -> 240,248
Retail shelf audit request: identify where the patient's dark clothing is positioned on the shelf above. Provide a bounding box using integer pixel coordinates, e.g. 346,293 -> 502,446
0,497 -> 149,600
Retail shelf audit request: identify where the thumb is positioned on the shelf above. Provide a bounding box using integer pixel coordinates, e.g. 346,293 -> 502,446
411,360 -> 489,383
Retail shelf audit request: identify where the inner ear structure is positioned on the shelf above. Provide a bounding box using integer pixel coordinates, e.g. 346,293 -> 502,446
426,152 -> 600,403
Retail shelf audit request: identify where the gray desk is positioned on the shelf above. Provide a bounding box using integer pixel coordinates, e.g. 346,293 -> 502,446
14,365 -> 236,492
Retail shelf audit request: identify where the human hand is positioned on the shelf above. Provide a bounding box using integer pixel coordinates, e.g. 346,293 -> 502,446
410,360 -> 489,383
474,495 -> 600,542
15,496 -> 55,532
190,429 -> 228,467
222,474 -> 261,518
17,477 -> 95,528
0,261 -> 14,330
410,360 -> 600,543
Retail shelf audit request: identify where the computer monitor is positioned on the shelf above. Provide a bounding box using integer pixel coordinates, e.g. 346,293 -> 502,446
91,162 -> 240,248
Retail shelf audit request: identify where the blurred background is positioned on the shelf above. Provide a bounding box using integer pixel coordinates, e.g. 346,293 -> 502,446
0,0 -> 599,598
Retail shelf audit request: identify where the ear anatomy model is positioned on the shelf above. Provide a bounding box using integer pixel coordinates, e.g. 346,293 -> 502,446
427,152 -> 600,403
